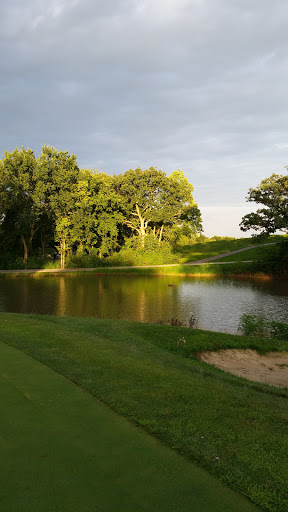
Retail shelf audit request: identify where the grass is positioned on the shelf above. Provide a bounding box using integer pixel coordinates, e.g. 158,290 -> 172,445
177,237 -> 256,263
0,235 -> 286,277
216,245 -> 279,263
0,261 -> 271,278
1,341 -> 258,512
1,313 -> 288,511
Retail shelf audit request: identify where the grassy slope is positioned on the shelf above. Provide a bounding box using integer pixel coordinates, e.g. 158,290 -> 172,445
1,341 -> 258,512
177,236 -> 286,264
177,238 -> 255,263
215,245 -> 277,263
1,313 -> 288,511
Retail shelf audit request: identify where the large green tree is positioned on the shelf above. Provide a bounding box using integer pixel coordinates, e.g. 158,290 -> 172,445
154,169 -> 202,242
115,167 -> 202,246
71,170 -> 124,258
36,145 -> 80,268
0,147 -> 43,262
240,171 -> 288,236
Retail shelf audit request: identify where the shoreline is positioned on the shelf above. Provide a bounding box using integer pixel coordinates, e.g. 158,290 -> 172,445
0,265 -> 276,280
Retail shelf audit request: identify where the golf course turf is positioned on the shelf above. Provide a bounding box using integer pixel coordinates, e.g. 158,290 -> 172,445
0,341 -> 258,512
1,313 -> 288,510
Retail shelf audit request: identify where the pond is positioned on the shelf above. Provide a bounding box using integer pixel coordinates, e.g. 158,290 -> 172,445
0,274 -> 288,334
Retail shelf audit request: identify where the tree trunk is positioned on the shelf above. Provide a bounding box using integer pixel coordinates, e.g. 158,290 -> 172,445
28,223 -> 40,255
21,235 -> 29,264
60,240 -> 66,269
40,229 -> 45,254
135,204 -> 149,247
158,225 -> 164,243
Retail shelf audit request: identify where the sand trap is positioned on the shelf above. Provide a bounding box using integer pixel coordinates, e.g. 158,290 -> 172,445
198,349 -> 288,388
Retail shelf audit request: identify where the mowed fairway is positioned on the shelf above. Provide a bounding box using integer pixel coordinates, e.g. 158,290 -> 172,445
0,341 -> 258,512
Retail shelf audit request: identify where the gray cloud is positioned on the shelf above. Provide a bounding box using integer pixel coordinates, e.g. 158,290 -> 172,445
1,0 -> 288,235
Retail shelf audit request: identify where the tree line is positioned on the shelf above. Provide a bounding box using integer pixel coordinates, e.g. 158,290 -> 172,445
0,146 -> 203,267
240,170 -> 288,237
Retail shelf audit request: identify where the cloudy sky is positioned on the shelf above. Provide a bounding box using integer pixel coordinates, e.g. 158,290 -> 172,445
1,0 -> 287,237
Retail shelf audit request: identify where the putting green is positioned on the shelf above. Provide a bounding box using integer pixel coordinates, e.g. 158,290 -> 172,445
0,342 -> 258,512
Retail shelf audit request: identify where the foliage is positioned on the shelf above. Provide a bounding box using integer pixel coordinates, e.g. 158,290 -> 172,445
117,235 -> 178,265
0,147 -> 43,263
238,314 -> 288,341
0,147 -> 201,268
238,314 -> 269,338
269,320 -> 288,341
240,171 -> 288,236
115,167 -> 202,247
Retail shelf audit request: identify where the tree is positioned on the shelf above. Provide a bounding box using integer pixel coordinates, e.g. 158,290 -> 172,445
153,169 -> 202,242
37,145 -> 80,268
0,147 -> 42,262
240,171 -> 288,237
89,172 -> 124,257
115,167 -> 202,246
71,170 -> 124,258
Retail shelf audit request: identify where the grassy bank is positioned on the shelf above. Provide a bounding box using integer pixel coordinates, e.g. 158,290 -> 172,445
0,261 -> 277,278
177,237 -> 256,263
1,235 -> 287,278
1,313 -> 288,511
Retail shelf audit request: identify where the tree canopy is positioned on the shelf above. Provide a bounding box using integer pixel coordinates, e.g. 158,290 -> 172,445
240,171 -> 288,237
115,167 -> 202,246
0,146 -> 203,267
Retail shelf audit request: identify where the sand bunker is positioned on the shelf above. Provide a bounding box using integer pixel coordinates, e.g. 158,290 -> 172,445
198,349 -> 288,388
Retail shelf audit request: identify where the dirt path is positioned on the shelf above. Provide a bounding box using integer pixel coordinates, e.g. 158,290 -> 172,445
199,349 -> 288,388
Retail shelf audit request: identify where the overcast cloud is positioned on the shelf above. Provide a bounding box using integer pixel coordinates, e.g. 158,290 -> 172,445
1,0 -> 287,236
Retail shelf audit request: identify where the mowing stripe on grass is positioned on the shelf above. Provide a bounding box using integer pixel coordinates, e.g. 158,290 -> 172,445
0,341 -> 258,512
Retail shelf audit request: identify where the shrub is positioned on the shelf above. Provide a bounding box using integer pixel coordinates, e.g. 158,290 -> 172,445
238,314 -> 288,341
238,314 -> 269,338
116,235 -> 178,266
269,320 -> 288,341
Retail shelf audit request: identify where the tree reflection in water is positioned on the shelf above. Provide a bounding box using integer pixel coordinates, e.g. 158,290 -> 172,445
0,275 -> 287,334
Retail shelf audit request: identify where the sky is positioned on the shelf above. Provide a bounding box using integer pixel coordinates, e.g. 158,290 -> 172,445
1,0 -> 288,237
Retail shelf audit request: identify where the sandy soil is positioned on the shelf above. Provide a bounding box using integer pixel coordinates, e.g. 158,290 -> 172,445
198,349 -> 288,388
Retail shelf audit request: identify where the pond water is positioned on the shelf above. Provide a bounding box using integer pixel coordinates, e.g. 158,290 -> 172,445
0,274 -> 288,334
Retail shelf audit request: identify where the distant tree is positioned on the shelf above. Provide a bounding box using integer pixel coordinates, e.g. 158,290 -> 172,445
90,173 -> 124,258
115,167 -> 202,246
37,145 -> 80,268
72,170 -> 124,258
158,170 -> 202,241
240,171 -> 288,237
0,147 -> 42,262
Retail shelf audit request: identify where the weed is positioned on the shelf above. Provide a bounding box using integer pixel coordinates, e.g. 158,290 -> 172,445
170,318 -> 183,326
238,314 -> 268,338
176,337 -> 186,348
238,314 -> 288,341
188,315 -> 196,328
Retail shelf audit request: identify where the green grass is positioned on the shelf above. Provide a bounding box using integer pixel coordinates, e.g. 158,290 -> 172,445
0,261 -> 268,278
1,235 -> 286,277
176,235 -> 287,263
177,237 -> 256,263
1,313 -> 288,511
1,341 -> 259,512
216,245 -> 278,263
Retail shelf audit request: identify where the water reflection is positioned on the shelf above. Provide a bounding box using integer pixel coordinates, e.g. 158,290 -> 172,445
0,275 -> 287,334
